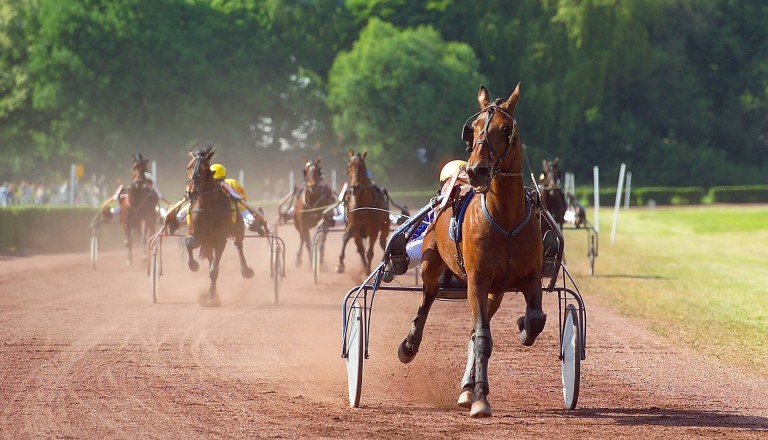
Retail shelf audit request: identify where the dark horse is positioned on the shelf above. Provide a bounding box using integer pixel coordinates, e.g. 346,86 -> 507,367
398,84 -> 546,417
293,157 -> 336,268
181,145 -> 254,304
539,158 -> 567,231
335,150 -> 390,274
115,154 -> 160,265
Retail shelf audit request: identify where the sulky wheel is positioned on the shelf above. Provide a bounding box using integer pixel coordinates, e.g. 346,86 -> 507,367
311,239 -> 320,285
272,243 -> 282,305
561,303 -> 581,410
150,243 -> 160,303
345,304 -> 365,408
90,232 -> 99,270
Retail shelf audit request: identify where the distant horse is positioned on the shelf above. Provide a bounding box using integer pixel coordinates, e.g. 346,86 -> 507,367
399,84 -> 546,417
539,158 -> 567,231
293,157 -> 336,268
115,154 -> 160,265
336,150 -> 390,274
182,144 -> 254,304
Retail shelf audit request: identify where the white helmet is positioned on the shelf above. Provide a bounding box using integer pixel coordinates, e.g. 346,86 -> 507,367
439,160 -> 467,183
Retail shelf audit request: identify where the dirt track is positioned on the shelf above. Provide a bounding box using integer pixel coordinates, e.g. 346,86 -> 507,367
1,229 -> 767,439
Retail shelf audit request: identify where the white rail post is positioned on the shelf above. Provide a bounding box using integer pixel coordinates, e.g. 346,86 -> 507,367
239,169 -> 245,187
593,166 -> 600,233
151,160 -> 157,183
288,170 -> 294,193
623,171 -> 632,210
331,169 -> 337,192
610,163 -> 626,244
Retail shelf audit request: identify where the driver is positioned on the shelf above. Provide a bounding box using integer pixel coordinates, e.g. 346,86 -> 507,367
210,163 -> 267,234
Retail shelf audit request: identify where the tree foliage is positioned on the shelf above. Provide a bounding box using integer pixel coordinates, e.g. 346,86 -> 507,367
0,0 -> 765,187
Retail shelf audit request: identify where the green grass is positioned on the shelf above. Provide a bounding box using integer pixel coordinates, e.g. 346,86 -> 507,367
564,205 -> 768,374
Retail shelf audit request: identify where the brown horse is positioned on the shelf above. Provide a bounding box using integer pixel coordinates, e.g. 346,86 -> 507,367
398,84 -> 546,417
335,150 -> 390,274
116,154 -> 160,265
539,158 -> 567,230
182,144 -> 254,304
293,157 -> 336,268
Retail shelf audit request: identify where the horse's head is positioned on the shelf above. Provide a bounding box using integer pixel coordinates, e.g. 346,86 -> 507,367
463,83 -> 522,193
185,143 -> 217,202
302,156 -> 324,194
131,154 -> 150,189
539,158 -> 561,191
346,149 -> 370,189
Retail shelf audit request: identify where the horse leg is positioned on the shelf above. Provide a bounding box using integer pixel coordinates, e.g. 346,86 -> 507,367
354,235 -> 367,273
398,247 -> 443,363
185,235 -> 200,272
365,234 -> 376,273
336,230 -> 351,273
125,227 -> 133,266
235,239 -> 254,279
207,243 -> 224,304
516,275 -> 547,346
458,293 -> 503,410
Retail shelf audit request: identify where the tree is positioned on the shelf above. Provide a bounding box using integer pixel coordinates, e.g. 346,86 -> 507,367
327,18 -> 484,182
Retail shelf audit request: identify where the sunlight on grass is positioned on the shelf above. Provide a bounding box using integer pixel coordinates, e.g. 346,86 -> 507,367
563,205 -> 768,375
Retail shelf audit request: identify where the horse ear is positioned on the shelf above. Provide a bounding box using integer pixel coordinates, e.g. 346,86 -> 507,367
502,82 -> 521,114
478,85 -> 490,109
362,150 -> 367,160
348,149 -> 354,158
315,156 -> 322,165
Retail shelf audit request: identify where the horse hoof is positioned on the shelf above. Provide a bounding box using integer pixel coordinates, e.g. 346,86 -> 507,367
242,267 -> 254,279
188,260 -> 199,272
335,264 -> 345,274
457,390 -> 474,408
470,399 -> 492,418
517,314 -> 547,346
397,340 -> 416,364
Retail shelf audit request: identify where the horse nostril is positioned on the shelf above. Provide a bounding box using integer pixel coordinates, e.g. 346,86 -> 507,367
467,165 -> 490,179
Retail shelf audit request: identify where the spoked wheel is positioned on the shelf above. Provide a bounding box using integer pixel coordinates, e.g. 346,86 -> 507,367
150,243 -> 160,303
311,239 -> 320,285
90,232 -> 99,270
588,233 -> 596,276
272,244 -> 282,305
345,304 -> 365,408
561,303 -> 581,410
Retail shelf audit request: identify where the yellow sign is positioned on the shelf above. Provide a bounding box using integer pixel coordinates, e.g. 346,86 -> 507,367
75,164 -> 84,178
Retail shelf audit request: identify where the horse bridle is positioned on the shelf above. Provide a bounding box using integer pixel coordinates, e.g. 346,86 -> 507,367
186,153 -> 218,203
462,100 -> 522,180
303,161 -> 323,193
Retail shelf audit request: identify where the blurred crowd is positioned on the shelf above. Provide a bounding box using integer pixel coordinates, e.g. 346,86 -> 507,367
0,179 -> 107,207
0,175 -> 297,208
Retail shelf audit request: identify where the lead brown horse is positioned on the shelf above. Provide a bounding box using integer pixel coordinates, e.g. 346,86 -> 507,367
181,144 -> 254,304
117,154 -> 160,265
335,150 -> 390,274
398,84 -> 546,417
293,157 -> 336,268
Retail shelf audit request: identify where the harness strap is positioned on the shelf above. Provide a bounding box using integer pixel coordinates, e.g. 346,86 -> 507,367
480,193 -> 532,239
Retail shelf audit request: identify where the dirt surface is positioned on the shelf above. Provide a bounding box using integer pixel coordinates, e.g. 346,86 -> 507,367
1,228 -> 767,439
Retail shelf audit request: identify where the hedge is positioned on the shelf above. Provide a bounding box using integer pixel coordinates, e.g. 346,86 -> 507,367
706,185 -> 768,203
0,206 -> 123,254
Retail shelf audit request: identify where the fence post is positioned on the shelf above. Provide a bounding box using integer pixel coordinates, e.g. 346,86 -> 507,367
593,166 -> 599,233
610,163 -> 626,244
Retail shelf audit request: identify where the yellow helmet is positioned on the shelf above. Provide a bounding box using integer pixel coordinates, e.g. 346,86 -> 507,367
211,163 -> 226,180
439,160 -> 467,183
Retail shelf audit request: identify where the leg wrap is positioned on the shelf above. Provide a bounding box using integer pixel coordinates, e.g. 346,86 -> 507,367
460,338 -> 476,390
473,328 -> 492,396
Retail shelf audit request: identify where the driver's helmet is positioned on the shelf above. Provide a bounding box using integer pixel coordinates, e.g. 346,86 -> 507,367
211,163 -> 227,180
439,160 -> 468,184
